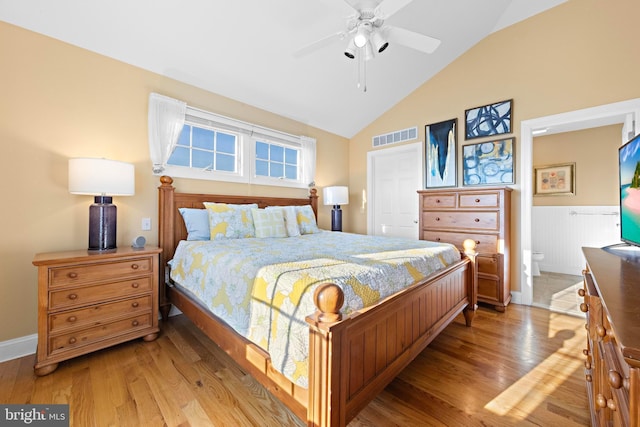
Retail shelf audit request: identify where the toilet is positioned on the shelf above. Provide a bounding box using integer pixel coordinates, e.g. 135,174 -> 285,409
532,252 -> 544,276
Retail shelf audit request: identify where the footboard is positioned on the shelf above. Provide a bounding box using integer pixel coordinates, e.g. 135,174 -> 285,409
306,257 -> 475,426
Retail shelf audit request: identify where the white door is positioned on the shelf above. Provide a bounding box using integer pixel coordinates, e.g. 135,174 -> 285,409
367,142 -> 423,238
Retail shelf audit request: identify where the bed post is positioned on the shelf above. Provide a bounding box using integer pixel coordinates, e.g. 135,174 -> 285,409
306,283 -> 347,427
158,175 -> 175,320
462,238 -> 478,326
309,188 -> 319,219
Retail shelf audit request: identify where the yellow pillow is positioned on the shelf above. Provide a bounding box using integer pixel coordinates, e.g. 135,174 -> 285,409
203,202 -> 258,240
296,205 -> 320,234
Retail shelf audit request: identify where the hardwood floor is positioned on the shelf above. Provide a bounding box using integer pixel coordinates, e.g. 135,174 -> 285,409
0,305 -> 590,426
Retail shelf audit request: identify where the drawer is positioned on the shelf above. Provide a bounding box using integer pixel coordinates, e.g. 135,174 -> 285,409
422,211 -> 498,231
421,231 -> 498,252
422,194 -> 456,208
49,277 -> 152,311
49,295 -> 152,333
478,276 -> 500,301
49,257 -> 153,287
49,313 -> 152,355
459,192 -> 499,208
478,254 -> 500,275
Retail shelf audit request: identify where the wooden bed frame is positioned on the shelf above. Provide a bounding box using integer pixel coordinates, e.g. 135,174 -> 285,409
157,176 -> 478,426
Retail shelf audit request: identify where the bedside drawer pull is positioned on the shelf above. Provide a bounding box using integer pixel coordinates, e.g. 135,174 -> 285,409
132,320 -> 139,327
131,263 -> 140,270
474,218 -> 480,222
67,316 -> 77,323
608,370 -> 624,389
435,199 -> 441,203
68,337 -> 77,345
131,282 -> 139,289
435,217 -> 440,221
475,198 -> 480,203
67,272 -> 78,279
132,302 -> 139,308
68,294 -> 78,300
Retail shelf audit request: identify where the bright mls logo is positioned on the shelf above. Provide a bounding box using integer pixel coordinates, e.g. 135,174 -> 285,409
1,405 -> 69,426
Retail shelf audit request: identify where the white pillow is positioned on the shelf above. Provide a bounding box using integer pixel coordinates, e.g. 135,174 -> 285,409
266,206 -> 301,237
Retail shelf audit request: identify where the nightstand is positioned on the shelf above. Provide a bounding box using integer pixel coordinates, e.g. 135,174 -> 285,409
32,247 -> 161,376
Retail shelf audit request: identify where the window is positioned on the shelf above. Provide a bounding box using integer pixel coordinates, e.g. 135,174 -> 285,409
149,96 -> 316,189
168,124 -> 238,172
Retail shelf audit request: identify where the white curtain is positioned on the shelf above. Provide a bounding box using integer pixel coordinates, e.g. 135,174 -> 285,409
301,136 -> 317,187
148,93 -> 186,173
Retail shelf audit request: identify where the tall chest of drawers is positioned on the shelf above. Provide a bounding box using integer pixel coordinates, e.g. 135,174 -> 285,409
33,247 -> 161,376
418,187 -> 512,311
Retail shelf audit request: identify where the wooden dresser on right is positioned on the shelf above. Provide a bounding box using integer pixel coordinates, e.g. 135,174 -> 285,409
418,187 -> 511,311
581,247 -> 640,427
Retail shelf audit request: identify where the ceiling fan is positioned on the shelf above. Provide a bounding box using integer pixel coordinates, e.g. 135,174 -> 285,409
294,0 -> 441,61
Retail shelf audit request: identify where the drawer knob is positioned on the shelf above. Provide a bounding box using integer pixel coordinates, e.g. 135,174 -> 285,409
596,394 -> 607,408
435,217 -> 440,221
474,218 -> 480,222
583,349 -> 589,356
67,272 -> 78,279
596,325 -> 606,338
131,282 -> 139,289
435,199 -> 441,203
608,370 -> 623,389
67,316 -> 77,323
475,240 -> 481,245
435,238 -> 441,242
132,302 -> 139,308
475,198 -> 480,203
68,293 -> 78,300
68,337 -> 77,344
586,374 -> 592,382
607,399 -> 617,411
578,288 -> 585,297
580,303 -> 588,313
131,263 -> 140,270
584,359 -> 591,369
132,320 -> 139,327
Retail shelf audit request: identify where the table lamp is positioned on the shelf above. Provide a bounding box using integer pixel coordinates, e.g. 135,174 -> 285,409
68,158 -> 135,252
323,186 -> 349,232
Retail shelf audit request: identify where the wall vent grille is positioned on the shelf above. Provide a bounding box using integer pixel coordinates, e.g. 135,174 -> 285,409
372,127 -> 418,147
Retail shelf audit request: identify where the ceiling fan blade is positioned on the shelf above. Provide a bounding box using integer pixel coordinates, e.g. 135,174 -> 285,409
386,25 -> 441,54
293,31 -> 347,59
343,0 -> 383,13
375,0 -> 414,19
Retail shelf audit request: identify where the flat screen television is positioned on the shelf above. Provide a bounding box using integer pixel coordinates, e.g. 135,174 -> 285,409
619,132 -> 640,248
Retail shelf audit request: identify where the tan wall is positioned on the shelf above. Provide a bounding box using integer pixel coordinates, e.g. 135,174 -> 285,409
0,22 -> 348,342
348,0 -> 640,292
533,125 -> 622,206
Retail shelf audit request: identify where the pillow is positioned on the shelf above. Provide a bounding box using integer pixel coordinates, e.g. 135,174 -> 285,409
203,202 -> 258,240
266,206 -> 301,237
178,208 -> 210,241
295,205 -> 321,234
251,208 -> 287,238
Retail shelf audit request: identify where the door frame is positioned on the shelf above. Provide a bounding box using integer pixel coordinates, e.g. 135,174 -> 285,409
518,98 -> 640,305
367,141 -> 423,236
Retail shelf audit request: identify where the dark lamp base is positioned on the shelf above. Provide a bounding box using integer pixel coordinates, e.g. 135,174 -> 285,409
331,205 -> 343,232
88,196 -> 117,251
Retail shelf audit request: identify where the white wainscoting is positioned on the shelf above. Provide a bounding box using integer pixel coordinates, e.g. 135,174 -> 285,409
532,205 -> 621,276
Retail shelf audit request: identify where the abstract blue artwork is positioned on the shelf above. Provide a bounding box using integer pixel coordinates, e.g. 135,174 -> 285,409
425,119 -> 457,188
465,99 -> 512,140
462,138 -> 514,186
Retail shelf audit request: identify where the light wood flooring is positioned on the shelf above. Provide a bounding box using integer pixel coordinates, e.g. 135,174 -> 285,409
0,305 -> 590,426
532,271 -> 584,317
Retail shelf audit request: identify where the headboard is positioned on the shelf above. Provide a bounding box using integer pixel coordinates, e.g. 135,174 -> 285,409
157,175 -> 319,292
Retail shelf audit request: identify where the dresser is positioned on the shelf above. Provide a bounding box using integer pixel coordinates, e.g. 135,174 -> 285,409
33,247 -> 161,376
581,247 -> 640,427
418,187 -> 511,311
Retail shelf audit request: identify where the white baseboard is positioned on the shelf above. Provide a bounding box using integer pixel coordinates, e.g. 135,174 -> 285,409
0,334 -> 37,363
510,291 -> 522,305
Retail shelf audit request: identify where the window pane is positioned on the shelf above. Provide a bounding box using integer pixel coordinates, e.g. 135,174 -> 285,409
216,153 -> 235,172
177,125 -> 191,147
192,150 -> 214,169
270,162 -> 283,178
256,159 -> 269,176
167,146 -> 190,166
256,141 -> 269,160
270,145 -> 284,162
192,127 -> 214,150
217,132 -> 236,154
285,148 -> 297,165
285,164 -> 297,179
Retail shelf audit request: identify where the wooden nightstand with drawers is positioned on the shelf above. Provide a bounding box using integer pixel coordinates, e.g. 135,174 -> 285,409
33,247 -> 161,376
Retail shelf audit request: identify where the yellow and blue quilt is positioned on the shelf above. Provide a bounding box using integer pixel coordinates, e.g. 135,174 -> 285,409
169,231 -> 459,388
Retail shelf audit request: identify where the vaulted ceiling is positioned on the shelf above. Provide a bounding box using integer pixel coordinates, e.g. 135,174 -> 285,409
0,0 -> 567,138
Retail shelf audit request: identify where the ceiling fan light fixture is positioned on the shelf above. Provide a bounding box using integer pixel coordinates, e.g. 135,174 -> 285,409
353,22 -> 371,48
371,30 -> 389,53
344,38 -> 356,59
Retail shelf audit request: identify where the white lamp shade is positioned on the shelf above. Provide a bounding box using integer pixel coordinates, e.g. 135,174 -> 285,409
68,158 -> 135,196
323,186 -> 349,205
